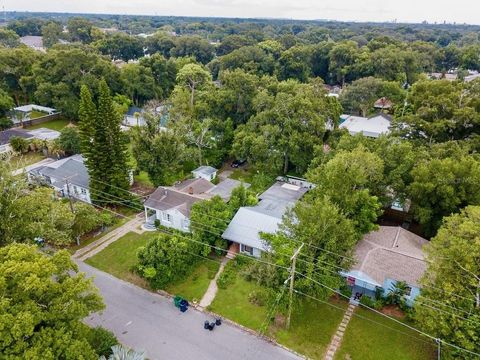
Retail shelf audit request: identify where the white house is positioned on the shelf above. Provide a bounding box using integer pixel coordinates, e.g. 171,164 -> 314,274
192,166 -> 217,182
340,113 -> 392,138
28,155 -> 92,204
143,177 -> 248,232
340,226 -> 428,306
0,128 -> 60,154
12,104 -> 57,125
222,179 -> 310,257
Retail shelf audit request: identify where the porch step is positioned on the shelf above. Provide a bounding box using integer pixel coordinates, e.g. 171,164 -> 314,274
226,251 -> 237,259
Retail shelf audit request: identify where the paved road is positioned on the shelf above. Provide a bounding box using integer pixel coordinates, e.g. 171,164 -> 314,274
78,262 -> 301,360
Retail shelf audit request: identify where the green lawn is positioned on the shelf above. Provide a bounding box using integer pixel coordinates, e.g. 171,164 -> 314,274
27,117 -> 72,131
68,218 -> 129,254
134,170 -> 154,188
85,231 -> 157,287
85,231 -> 220,301
10,151 -> 45,170
209,273 -> 269,331
274,298 -> 348,359
229,168 -> 256,184
29,110 -> 48,119
335,307 -> 436,360
165,259 -> 220,302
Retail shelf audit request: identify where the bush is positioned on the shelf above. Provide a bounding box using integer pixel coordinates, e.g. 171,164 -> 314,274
374,299 -> 385,310
10,136 -> 29,153
87,326 -> 118,358
100,211 -> 117,227
217,265 -> 236,289
56,126 -> 81,155
248,289 -> 272,306
359,295 -> 375,307
339,283 -> 353,299
0,118 -> 13,130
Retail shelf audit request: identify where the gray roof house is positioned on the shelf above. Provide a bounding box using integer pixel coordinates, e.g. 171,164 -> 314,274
340,113 -> 392,138
143,176 -> 249,232
222,180 -> 310,257
28,155 -> 92,204
341,226 -> 428,306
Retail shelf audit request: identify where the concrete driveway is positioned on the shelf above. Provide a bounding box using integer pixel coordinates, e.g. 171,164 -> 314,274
78,262 -> 301,360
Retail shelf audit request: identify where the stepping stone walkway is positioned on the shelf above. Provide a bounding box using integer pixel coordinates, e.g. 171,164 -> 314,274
198,257 -> 230,308
324,302 -> 357,360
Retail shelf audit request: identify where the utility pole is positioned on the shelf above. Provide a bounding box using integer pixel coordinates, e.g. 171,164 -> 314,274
436,338 -> 441,360
64,175 -> 80,246
286,243 -> 304,330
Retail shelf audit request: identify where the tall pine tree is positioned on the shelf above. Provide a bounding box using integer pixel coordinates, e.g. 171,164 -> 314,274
78,85 -> 96,158
79,80 -> 130,205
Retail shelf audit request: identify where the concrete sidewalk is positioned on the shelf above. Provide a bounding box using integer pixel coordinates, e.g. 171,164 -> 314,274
74,214 -> 144,261
78,261 -> 301,360
198,257 -> 230,308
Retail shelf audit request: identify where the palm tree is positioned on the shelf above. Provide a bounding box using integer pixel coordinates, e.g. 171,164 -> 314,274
100,345 -> 145,360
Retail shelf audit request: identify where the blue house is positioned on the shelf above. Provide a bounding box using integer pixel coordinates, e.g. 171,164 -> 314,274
341,226 -> 428,306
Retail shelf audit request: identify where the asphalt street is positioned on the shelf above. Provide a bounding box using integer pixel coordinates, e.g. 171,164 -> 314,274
78,261 -> 301,360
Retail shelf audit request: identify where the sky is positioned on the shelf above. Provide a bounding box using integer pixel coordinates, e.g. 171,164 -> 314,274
3,0 -> 480,25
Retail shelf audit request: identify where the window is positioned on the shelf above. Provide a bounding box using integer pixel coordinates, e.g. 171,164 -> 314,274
162,212 -> 172,223
241,244 -> 254,255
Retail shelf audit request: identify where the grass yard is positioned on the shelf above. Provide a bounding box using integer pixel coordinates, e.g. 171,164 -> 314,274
85,230 -> 220,301
10,151 -> 45,170
68,218 -> 129,254
335,307 -> 436,360
165,258 -> 220,302
274,298 -> 348,359
134,170 -> 154,188
27,117 -> 72,131
29,110 -> 48,119
85,231 -> 157,288
229,168 -> 256,184
209,273 -> 269,331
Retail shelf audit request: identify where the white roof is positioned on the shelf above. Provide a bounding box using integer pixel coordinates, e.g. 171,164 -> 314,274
192,166 -> 217,176
14,104 -> 57,113
340,113 -> 391,138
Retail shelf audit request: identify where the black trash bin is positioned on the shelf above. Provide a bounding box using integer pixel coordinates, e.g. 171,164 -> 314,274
208,322 -> 216,331
204,320 -> 210,330
215,318 -> 222,326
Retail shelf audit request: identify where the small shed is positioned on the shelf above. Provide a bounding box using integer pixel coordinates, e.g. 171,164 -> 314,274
192,166 -> 217,182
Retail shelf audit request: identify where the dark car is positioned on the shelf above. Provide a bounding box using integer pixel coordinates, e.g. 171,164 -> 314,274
231,159 -> 246,168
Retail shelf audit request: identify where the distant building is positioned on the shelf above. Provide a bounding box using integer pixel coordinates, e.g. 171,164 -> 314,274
20,36 -> 45,52
12,104 -> 58,125
339,113 -> 392,138
0,128 -> 60,154
123,106 -> 145,127
341,226 -> 428,306
374,97 -> 393,111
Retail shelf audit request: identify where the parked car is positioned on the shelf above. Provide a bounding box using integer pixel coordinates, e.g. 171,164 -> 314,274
231,159 -> 246,168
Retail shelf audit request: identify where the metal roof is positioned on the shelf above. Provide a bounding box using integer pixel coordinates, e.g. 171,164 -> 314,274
339,113 -> 392,138
192,166 -> 217,176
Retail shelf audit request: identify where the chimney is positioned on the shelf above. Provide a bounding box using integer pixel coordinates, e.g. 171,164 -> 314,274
188,187 -> 194,195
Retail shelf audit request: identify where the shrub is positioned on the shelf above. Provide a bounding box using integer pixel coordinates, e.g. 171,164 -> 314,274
248,289 -> 272,306
359,295 -> 375,307
56,126 -> 81,155
374,299 -> 385,310
339,283 -> 353,299
100,211 -> 117,227
0,118 -> 13,130
87,326 -> 118,358
10,136 -> 29,153
217,266 -> 236,289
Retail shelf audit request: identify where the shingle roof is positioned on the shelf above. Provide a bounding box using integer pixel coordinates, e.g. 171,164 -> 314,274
31,155 -> 89,189
350,226 -> 428,287
174,178 -> 215,196
144,187 -> 205,217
